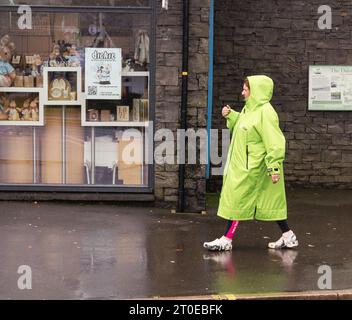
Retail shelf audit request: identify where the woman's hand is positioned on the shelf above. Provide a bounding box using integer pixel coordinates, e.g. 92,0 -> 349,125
271,174 -> 280,184
222,105 -> 231,117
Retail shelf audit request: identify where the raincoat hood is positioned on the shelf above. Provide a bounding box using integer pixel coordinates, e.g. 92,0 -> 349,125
246,75 -> 274,110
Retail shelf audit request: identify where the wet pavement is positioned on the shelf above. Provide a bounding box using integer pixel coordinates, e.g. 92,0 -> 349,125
0,188 -> 352,300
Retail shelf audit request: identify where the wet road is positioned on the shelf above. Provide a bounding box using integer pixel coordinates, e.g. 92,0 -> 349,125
0,189 -> 351,299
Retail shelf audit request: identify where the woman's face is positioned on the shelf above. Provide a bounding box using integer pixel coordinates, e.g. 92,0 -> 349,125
242,83 -> 250,100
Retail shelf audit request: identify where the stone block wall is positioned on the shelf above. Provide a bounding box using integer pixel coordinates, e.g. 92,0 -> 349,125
209,0 -> 352,191
155,0 -> 209,211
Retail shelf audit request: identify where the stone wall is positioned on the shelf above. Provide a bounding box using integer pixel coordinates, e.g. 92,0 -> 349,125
155,0 -> 209,211
209,0 -> 352,191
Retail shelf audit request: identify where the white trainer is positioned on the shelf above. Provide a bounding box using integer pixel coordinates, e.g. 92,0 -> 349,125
268,231 -> 298,249
203,236 -> 232,251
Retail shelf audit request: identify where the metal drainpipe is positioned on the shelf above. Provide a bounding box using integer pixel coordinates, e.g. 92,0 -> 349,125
178,0 -> 190,213
206,0 -> 214,180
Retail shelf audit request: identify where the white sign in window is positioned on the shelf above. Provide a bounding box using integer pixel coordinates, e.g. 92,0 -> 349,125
85,48 -> 122,100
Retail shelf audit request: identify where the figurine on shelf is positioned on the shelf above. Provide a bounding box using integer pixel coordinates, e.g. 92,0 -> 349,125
0,35 -> 16,87
67,45 -> 80,67
0,94 -> 9,119
48,44 -> 65,67
29,98 -> 39,121
5,99 -> 21,121
122,58 -> 133,73
31,55 -> 43,87
21,98 -> 31,121
32,95 -> 39,105
31,54 -> 43,77
0,94 -> 8,112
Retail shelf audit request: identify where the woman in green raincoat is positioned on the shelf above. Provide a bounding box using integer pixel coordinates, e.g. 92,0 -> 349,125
204,75 -> 298,251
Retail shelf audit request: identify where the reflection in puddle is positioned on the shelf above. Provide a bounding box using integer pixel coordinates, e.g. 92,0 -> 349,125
202,248 -> 299,295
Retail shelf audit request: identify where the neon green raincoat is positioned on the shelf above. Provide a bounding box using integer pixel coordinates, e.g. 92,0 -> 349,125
217,75 -> 287,221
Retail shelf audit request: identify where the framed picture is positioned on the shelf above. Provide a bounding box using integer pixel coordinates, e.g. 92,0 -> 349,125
12,55 -> 21,65
116,106 -> 129,121
25,55 -> 35,65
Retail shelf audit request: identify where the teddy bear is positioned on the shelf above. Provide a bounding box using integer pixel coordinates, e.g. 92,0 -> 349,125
0,35 -> 16,87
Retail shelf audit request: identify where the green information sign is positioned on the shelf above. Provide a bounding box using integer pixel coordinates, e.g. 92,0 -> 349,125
309,65 -> 352,111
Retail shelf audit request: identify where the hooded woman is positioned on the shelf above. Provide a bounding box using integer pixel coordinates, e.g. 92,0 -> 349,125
204,75 -> 298,251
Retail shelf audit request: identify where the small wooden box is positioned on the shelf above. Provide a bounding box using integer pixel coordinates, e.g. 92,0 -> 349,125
101,110 -> 111,122
14,76 -> 24,87
116,106 -> 129,121
35,75 -> 43,87
132,99 -> 149,121
24,75 -> 34,87
88,109 -> 99,121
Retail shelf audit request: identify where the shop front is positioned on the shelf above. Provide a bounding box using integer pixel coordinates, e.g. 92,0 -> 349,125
0,1 -> 209,213
0,1 -> 155,197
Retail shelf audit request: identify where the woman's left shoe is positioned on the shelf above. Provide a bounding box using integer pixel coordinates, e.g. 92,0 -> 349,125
268,231 -> 298,249
203,236 -> 232,251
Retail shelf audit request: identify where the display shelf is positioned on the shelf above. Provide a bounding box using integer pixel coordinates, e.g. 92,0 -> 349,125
43,66 -> 82,105
121,71 -> 149,77
0,87 -> 44,126
0,87 -> 44,93
81,98 -> 149,127
82,120 -> 150,127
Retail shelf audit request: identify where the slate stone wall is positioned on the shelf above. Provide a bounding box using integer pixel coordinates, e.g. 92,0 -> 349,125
155,0 -> 209,211
209,0 -> 352,192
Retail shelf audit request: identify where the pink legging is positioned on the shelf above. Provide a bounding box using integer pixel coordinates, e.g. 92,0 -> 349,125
224,219 -> 291,240
224,220 -> 239,240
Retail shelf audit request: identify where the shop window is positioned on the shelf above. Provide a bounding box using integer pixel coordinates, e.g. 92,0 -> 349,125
0,1 -> 150,7
0,8 -> 152,189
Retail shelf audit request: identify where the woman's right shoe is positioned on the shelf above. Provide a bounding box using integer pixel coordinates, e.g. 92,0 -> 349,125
203,236 -> 232,251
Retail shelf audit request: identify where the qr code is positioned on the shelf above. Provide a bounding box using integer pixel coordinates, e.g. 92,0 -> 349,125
88,86 -> 97,95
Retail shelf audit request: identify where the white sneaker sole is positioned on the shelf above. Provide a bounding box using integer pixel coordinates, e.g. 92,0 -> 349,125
203,243 -> 232,251
268,240 -> 299,249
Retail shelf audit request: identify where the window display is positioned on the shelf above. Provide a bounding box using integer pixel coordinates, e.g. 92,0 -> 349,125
83,73 -> 149,125
0,35 -> 16,87
3,1 -> 150,6
44,67 -> 81,104
0,7 -> 152,189
0,89 -> 43,125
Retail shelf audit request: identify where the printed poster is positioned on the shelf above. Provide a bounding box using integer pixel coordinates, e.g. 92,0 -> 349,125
309,65 -> 352,111
85,48 -> 122,99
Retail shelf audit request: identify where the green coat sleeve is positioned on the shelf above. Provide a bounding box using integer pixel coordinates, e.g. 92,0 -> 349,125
225,110 -> 240,133
258,105 -> 286,175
